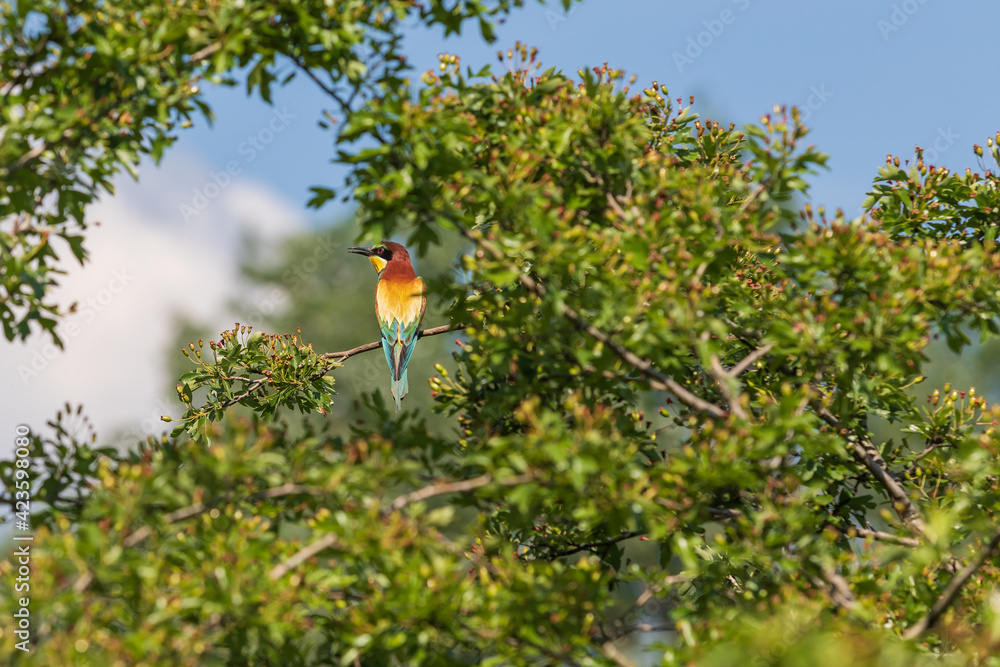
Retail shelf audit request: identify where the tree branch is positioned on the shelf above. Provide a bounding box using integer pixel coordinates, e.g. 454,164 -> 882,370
269,533 -> 340,581
457,225 -> 728,419
811,566 -> 858,612
848,527 -> 920,548
288,52 -> 353,111
728,342 -> 774,378
546,531 -> 644,559
816,407 -> 928,541
321,323 -> 457,362
709,355 -> 747,419
387,472 -> 533,513
190,40 -> 222,62
904,525 -> 1000,639
601,640 -> 639,667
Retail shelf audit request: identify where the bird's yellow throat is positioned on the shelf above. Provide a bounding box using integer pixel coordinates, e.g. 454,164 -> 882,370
368,255 -> 388,274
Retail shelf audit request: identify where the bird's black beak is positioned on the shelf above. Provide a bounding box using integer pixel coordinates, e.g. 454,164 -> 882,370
347,246 -> 374,257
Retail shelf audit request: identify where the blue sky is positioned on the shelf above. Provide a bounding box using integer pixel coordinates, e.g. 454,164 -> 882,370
3,0 -> 999,451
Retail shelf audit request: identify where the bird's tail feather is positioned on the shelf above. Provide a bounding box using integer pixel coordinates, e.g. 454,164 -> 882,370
391,370 -> 409,412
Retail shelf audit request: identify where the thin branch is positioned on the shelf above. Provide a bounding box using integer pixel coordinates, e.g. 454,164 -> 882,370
709,356 -> 747,419
734,181 -> 767,220
123,502 -> 206,547
602,618 -> 679,645
13,142 -> 46,169
601,641 -> 639,667
457,225 -> 728,419
288,53 -> 350,109
606,574 -> 690,644
708,507 -> 743,520
72,572 -> 92,594
817,407 -> 928,541
904,525 -> 1000,639
728,342 -> 774,378
388,472 -> 533,513
322,324 -> 457,362
259,483 -> 324,499
903,438 -> 948,477
269,533 -> 339,581
812,566 -> 858,612
540,273 -> 726,417
849,527 -> 920,548
216,377 -> 267,409
190,40 -> 222,62
546,531 -> 644,559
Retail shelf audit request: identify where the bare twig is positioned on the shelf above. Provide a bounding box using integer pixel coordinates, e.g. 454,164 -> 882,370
388,472 -> 533,513
288,53 -> 353,110
723,326 -> 929,544
72,572 -> 92,594
632,574 -> 691,610
903,438 -> 948,477
546,275 -> 726,416
734,181 -> 767,219
322,324 -> 457,362
190,40 -> 222,62
269,533 -> 339,581
259,483 -> 324,499
13,143 -> 46,169
813,566 -> 858,612
601,640 -> 639,667
600,621 -> 675,647
124,502 -> 206,547
904,525 -> 1000,639
728,342 -> 774,378
848,527 -> 920,548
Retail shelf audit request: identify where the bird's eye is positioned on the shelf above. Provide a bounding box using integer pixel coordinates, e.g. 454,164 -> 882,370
376,247 -> 384,255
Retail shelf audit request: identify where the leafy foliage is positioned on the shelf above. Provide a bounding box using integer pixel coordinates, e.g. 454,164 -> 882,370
171,325 -> 338,439
3,4 -> 1000,667
865,136 -> 1000,244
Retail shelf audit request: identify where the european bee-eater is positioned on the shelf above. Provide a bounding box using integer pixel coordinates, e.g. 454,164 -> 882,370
348,241 -> 427,412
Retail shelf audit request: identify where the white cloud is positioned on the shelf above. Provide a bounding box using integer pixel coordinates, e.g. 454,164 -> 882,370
0,148 -> 306,455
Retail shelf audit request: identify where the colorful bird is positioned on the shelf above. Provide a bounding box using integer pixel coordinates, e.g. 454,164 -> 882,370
348,241 -> 427,412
